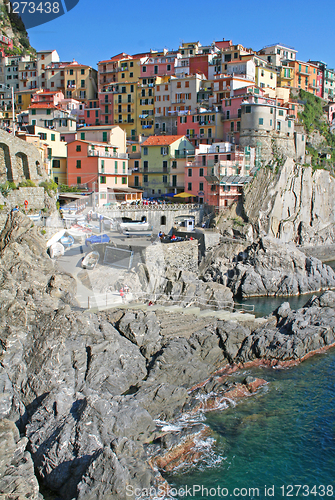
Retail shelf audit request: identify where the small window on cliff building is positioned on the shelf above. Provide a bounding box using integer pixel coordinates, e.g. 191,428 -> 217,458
161,215 -> 166,225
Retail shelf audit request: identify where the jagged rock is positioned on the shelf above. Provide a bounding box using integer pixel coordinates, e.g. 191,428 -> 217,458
227,237 -> 335,297
2,211 -> 335,500
0,419 -> 41,500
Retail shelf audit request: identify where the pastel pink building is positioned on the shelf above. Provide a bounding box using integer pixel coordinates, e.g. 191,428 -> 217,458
185,143 -> 255,207
141,52 -> 179,78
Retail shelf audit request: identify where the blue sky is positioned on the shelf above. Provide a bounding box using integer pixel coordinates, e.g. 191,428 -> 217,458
27,0 -> 335,70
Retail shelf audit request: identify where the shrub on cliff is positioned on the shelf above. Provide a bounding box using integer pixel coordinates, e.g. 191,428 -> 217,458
18,180 -> 36,188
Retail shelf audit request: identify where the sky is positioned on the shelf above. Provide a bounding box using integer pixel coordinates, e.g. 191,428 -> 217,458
27,0 -> 335,70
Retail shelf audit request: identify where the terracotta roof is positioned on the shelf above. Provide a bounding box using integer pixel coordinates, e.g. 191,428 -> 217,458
141,135 -> 185,146
28,103 -> 59,109
98,53 -> 130,64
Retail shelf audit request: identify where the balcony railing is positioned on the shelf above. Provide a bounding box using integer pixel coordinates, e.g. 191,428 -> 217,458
88,150 -> 128,159
172,150 -> 195,158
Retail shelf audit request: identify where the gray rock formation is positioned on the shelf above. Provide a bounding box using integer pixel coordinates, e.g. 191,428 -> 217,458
0,419 -> 41,499
1,212 -> 335,499
242,159 -> 335,246
226,237 -> 335,297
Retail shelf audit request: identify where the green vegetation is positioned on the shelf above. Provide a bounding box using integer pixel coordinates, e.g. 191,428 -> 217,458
18,179 -> 36,188
0,181 -> 16,196
59,184 -> 83,193
298,89 -> 335,169
39,180 -> 58,195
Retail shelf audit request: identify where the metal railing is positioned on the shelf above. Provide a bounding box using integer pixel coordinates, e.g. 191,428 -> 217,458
82,289 -> 254,314
88,150 -> 128,159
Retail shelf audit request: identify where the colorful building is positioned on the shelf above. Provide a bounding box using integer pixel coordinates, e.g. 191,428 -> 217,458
140,135 -> 194,196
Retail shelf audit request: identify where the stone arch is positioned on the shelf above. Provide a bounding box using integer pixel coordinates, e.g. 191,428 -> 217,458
0,143 -> 13,183
15,152 -> 30,182
35,161 -> 42,177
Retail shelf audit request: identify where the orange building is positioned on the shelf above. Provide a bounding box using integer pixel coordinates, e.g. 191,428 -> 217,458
288,60 -> 320,95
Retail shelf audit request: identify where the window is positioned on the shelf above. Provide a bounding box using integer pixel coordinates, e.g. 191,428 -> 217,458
226,110 -> 230,119
115,177 -> 118,184
46,109 -> 51,115
172,160 -> 177,169
161,215 -> 166,225
120,177 -> 126,185
277,121 -> 281,131
114,161 -> 118,173
237,108 -> 241,118
163,175 -> 167,183
87,110 -> 90,118
143,175 -> 148,183
81,132 -> 85,140
77,176 -> 81,184
143,147 -> 148,155
142,66 -> 146,73
199,168 -> 204,177
70,69 -> 73,75
100,176 -> 106,184
52,160 -> 60,168
188,168 -> 192,177
199,182 -> 204,191
81,68 -> 85,75
51,134 -> 55,141
259,118 -> 263,125
188,182 -> 192,191
270,107 -> 273,114
54,177 -> 58,184
81,80 -> 85,88
76,160 -> 81,169
270,119 -> 273,126
95,110 -> 99,117
230,122 -> 234,131
288,120 -> 292,128
167,64 -> 171,71
103,132 -> 107,142
31,109 -> 36,115
76,145 -> 81,152
163,160 -> 168,171
123,161 -> 126,173
246,106 -> 251,113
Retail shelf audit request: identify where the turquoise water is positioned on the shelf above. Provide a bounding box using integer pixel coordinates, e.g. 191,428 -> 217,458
166,352 -> 335,499
165,262 -> 335,499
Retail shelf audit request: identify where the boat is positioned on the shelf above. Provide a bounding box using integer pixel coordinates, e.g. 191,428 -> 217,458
27,213 -> 41,222
49,242 -> 65,258
118,220 -> 151,232
81,251 -> 100,269
67,225 -> 92,241
123,228 -> 153,237
85,234 -> 110,245
60,234 -> 75,248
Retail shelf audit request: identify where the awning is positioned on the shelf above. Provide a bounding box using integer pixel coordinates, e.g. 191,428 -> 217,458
174,192 -> 195,198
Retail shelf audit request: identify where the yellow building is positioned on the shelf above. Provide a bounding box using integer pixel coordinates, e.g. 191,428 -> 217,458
255,59 -> 277,90
64,62 -> 97,104
19,125 -> 67,184
16,88 -> 35,112
278,65 -> 295,88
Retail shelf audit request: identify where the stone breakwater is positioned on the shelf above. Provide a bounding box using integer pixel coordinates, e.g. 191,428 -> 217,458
1,212 -> 335,499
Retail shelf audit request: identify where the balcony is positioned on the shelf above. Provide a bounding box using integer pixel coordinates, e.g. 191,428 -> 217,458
88,150 -> 128,159
115,98 -> 134,104
172,99 -> 186,104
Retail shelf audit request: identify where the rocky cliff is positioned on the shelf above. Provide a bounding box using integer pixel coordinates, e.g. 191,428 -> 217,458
2,212 -> 335,499
242,158 -> 335,246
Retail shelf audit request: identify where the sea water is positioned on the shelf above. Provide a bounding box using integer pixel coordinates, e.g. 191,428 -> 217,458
166,352 -> 335,499
165,264 -> 335,499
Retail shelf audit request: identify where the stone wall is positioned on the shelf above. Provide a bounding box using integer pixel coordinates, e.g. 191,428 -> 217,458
0,130 -> 46,185
0,187 -> 46,210
239,130 -> 297,164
